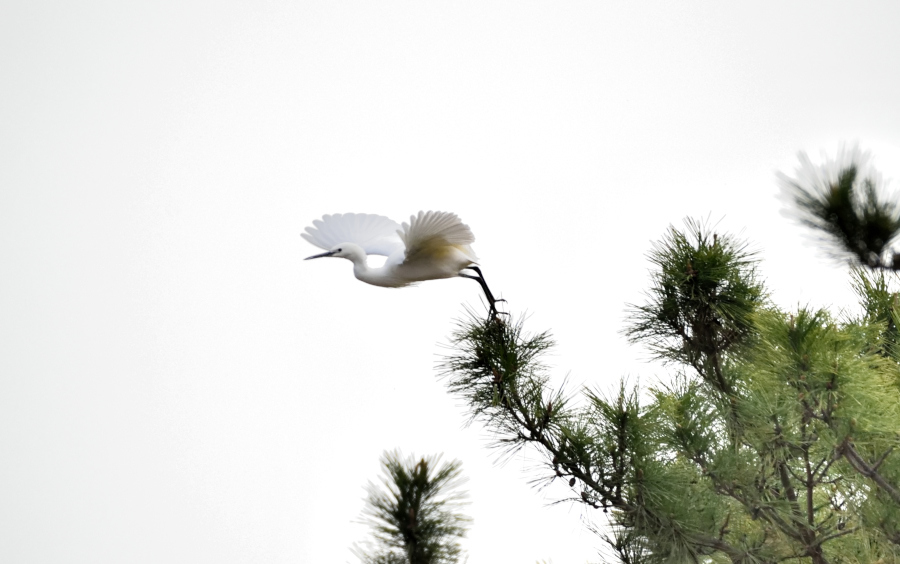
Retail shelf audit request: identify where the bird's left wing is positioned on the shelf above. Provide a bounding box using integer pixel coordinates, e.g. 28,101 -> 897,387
399,211 -> 476,262
302,213 -> 404,256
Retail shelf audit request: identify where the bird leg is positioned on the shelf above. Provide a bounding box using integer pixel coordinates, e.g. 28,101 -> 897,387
459,266 -> 506,319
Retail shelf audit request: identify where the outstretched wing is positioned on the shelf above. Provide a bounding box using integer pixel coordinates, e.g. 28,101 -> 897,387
399,211 -> 477,262
302,213 -> 404,256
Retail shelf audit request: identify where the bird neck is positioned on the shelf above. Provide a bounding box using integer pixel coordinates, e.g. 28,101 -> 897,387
341,246 -> 374,279
351,258 -> 370,278
351,255 -> 405,287
338,244 -> 403,287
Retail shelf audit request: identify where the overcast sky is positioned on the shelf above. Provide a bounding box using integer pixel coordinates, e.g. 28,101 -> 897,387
2,2 -> 900,563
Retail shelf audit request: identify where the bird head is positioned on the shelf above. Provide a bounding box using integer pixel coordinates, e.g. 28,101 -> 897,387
304,243 -> 364,261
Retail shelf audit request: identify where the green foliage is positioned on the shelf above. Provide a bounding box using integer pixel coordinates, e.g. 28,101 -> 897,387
442,214 -> 900,564
354,451 -> 470,564
850,268 -> 900,361
441,312 -> 568,460
626,219 -> 765,395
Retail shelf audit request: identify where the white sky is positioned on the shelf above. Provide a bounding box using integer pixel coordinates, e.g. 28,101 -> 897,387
2,2 -> 900,563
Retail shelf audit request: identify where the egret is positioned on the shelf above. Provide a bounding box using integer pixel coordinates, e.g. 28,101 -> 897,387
302,211 -> 502,315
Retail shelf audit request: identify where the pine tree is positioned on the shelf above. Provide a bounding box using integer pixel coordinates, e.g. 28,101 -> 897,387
353,451 -> 470,564
440,150 -> 900,563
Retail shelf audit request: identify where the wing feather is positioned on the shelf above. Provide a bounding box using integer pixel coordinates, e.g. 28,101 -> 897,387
399,211 -> 476,262
301,213 -> 404,256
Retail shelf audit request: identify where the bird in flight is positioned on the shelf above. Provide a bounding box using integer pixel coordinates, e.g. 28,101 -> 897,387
302,211 -> 501,315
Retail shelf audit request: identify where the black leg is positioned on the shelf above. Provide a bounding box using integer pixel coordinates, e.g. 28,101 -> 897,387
459,267 -> 505,319
464,265 -> 486,280
461,266 -> 506,303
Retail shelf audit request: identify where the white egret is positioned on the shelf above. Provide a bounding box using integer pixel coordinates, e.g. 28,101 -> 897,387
302,211 -> 501,314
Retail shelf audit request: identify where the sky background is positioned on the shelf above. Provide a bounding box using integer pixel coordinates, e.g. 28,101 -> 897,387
2,1 -> 900,563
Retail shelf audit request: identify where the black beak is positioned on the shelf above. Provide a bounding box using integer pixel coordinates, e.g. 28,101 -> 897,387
305,250 -> 338,260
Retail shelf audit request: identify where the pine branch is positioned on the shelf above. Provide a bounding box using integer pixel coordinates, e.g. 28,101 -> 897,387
841,441 -> 900,505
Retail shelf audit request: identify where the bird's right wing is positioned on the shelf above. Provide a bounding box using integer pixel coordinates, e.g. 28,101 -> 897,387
399,211 -> 476,262
302,213 -> 404,256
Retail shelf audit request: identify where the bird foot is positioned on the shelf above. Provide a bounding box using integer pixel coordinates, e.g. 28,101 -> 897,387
488,301 -> 509,322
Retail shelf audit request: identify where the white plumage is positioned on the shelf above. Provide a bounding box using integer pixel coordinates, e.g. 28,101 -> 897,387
302,211 -> 500,312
